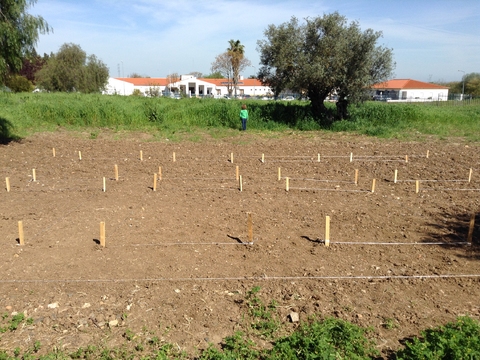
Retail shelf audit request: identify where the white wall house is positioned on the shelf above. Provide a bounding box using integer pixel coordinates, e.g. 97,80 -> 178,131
371,79 -> 449,101
103,75 -> 272,97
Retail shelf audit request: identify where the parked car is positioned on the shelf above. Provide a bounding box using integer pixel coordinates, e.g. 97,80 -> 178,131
283,96 -> 295,101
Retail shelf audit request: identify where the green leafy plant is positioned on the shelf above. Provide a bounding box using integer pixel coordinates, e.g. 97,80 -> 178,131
245,286 -> 280,338
396,316 -> 480,359
199,331 -> 260,360
267,317 -> 379,359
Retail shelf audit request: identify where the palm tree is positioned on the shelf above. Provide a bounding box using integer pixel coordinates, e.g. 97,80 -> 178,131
227,39 -> 245,98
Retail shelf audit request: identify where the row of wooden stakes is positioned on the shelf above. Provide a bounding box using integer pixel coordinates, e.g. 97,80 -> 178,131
3,166 -> 474,193
12,211 -> 476,248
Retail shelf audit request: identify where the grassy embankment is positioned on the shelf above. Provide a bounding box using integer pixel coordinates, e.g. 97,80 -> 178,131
0,93 -> 479,142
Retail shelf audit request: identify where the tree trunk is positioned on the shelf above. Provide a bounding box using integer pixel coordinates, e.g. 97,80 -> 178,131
336,98 -> 349,120
309,90 -> 333,126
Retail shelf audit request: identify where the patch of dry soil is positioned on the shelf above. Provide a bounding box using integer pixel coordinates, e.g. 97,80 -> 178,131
0,132 -> 479,357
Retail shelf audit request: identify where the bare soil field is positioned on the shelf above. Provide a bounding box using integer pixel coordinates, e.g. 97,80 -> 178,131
1,131 -> 479,358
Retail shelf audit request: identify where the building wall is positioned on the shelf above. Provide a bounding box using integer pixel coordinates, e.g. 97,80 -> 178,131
104,77 -> 272,97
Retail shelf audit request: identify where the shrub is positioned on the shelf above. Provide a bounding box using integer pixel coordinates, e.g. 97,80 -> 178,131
267,317 -> 379,359
396,316 -> 480,359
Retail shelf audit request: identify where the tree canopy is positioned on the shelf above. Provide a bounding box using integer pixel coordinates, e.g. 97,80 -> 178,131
211,40 -> 250,96
0,0 -> 51,84
257,12 -> 394,123
35,43 -> 109,93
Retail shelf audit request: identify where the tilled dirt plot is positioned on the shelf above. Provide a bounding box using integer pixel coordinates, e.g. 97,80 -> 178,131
1,131 -> 479,357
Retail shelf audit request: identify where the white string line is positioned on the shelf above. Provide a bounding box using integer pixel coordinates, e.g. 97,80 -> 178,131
398,179 -> 469,183
422,188 -> 480,192
5,239 -> 469,249
6,242 -> 254,249
1,274 -> 479,284
330,241 -> 469,246
284,178 -> 354,183
288,187 -> 370,192
160,177 -> 235,181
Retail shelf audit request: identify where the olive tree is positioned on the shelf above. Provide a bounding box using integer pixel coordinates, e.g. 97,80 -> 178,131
0,0 -> 51,84
257,12 -> 394,123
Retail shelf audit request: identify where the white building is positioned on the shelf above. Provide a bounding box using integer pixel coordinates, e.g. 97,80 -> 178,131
371,79 -> 449,101
103,75 -> 271,97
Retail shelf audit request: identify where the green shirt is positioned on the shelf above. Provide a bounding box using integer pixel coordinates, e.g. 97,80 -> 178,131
240,109 -> 249,119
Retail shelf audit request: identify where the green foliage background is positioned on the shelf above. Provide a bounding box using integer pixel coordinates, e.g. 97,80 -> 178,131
1,93 -> 479,142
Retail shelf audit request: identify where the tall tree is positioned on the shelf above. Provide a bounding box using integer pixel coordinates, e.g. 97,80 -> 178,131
0,0 -> 51,84
36,43 -> 108,93
257,13 -> 394,123
203,71 -> 224,79
228,40 -> 243,98
211,48 -> 251,96
463,72 -> 480,97
211,52 -> 234,95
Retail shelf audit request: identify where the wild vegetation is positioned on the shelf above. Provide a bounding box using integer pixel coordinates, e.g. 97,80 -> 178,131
1,93 -> 479,143
0,287 -> 479,359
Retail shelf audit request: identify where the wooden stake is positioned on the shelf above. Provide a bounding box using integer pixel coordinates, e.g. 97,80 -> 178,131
230,152 -> 234,163
32,169 -> 36,182
371,178 -> 376,193
394,169 -> 398,184
405,155 -> 408,163
5,177 -> 10,192
261,153 -> 265,163
286,177 -> 290,192
159,166 -> 162,180
325,216 -> 330,247
103,177 -> 106,192
153,173 -> 157,191
236,166 -> 239,181
415,180 -> 419,194
350,152 -> 353,162
239,175 -> 243,192
18,221 -> 24,246
173,152 -> 176,162
247,212 -> 253,244
114,164 -> 119,181
354,169 -> 358,185
317,153 -> 320,162
99,222 -> 106,247
468,168 -> 473,183
467,213 -> 475,244
278,167 -> 281,181
52,148 -> 56,157
426,150 -> 429,159
140,150 -> 143,161
78,151 -> 82,160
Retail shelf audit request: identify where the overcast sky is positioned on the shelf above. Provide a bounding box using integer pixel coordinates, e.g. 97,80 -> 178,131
31,0 -> 479,82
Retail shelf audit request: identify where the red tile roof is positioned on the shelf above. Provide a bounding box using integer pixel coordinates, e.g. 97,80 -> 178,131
115,77 -> 263,87
200,78 -> 263,86
372,79 -> 449,90
117,78 -> 169,86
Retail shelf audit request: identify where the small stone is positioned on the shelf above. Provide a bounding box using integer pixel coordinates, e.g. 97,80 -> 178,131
174,289 -> 181,293
82,303 -> 91,309
48,302 -> 59,309
108,319 -> 118,327
5,306 -> 12,311
356,314 -> 363,319
289,312 -> 299,322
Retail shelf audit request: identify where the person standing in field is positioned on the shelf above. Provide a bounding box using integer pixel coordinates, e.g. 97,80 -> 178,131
240,104 -> 249,131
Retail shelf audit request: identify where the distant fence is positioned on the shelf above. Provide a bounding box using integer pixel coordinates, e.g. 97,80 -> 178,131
384,94 -> 480,106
